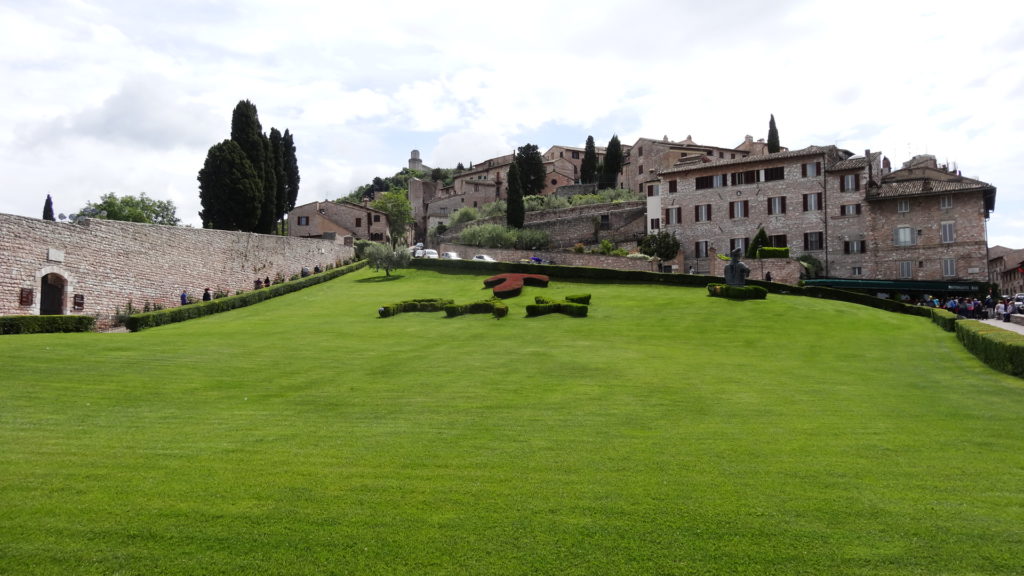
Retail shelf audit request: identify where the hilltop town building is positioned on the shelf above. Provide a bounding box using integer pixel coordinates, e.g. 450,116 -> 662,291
288,200 -> 391,245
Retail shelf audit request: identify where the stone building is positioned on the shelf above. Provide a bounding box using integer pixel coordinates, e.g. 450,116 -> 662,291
620,135 -> 766,196
988,246 -> 1024,296
655,146 -> 996,282
288,200 -> 391,245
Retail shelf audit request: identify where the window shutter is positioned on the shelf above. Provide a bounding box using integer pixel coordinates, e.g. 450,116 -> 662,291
802,194 -> 808,211
856,203 -> 862,215
767,198 -> 773,215
801,163 -> 807,177
815,161 -> 821,175
694,206 -> 699,221
839,176 -> 846,192
729,202 -> 735,219
675,207 -> 682,223
743,200 -> 749,215
708,205 -> 712,221
854,174 -> 861,191
862,241 -> 868,253
664,209 -> 669,223
781,197 -> 787,214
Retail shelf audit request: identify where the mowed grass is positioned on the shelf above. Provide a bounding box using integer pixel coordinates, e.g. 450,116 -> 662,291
1,267 -> 1022,575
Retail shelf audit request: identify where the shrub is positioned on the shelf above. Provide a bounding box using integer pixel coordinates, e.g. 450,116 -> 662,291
707,283 -> 768,300
956,320 -> 1024,377
0,314 -> 96,334
526,295 -> 589,318
379,298 -> 454,318
443,299 -> 508,319
566,294 -> 592,305
929,308 -> 958,332
757,247 -> 790,259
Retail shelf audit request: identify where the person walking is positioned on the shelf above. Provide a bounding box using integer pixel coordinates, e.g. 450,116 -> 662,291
180,290 -> 188,306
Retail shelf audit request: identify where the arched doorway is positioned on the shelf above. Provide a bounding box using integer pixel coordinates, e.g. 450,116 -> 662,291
40,273 -> 66,315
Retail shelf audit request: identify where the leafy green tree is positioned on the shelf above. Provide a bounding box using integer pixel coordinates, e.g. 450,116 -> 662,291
449,206 -> 480,225
506,161 -> 525,229
431,167 -> 444,181
747,227 -> 770,259
42,194 -> 55,221
198,140 -> 263,231
581,135 -> 598,184
768,114 -> 780,154
600,135 -> 623,190
639,231 -> 681,261
365,242 -> 411,277
371,188 -> 414,248
515,143 -> 546,197
82,192 -> 180,226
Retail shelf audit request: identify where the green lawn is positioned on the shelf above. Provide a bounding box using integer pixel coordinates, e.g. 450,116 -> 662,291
1,267 -> 1022,575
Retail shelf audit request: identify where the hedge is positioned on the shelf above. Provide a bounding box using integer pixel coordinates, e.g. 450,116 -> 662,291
707,283 -> 768,300
0,314 -> 96,335
443,299 -> 509,319
126,260 -> 367,331
956,320 -> 1024,377
379,298 -> 454,318
929,308 -> 958,332
526,296 -> 589,318
756,247 -> 790,259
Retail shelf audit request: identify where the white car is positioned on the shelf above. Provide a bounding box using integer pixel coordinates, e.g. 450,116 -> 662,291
472,254 -> 496,262
421,249 -> 439,259
440,251 -> 461,260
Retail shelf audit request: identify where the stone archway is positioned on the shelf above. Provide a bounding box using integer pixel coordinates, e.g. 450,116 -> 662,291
40,273 -> 66,315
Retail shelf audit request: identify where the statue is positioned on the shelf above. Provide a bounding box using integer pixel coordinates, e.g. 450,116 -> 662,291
723,247 -> 750,286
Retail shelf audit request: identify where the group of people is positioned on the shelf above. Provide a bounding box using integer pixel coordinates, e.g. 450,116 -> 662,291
924,294 -> 1019,322
253,276 -> 272,289
180,288 -> 213,305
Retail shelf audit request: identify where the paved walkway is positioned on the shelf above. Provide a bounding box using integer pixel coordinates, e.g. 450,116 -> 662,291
978,317 -> 1024,336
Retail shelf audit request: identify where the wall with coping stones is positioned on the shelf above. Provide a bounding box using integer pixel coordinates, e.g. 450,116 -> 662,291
0,213 -> 353,328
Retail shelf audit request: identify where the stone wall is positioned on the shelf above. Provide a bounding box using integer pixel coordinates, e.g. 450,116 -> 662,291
0,213 -> 353,328
438,243 -> 663,273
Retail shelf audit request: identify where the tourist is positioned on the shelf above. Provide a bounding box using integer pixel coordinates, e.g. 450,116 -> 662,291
180,290 -> 187,306
202,288 -> 212,302
264,276 -> 271,287
995,300 -> 1005,320
765,271 -> 773,283
254,278 -> 263,289
1006,300 -> 1017,322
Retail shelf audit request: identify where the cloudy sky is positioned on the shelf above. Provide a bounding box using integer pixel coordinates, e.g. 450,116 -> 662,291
2,0 -> 1023,247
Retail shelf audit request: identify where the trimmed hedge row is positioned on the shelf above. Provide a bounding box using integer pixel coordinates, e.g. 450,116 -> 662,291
707,283 -> 768,300
929,308 -> 958,332
126,260 -> 367,331
443,299 -> 509,319
756,247 -> 790,259
526,296 -> 589,318
0,314 -> 96,335
956,320 -> 1024,377
379,298 -> 454,318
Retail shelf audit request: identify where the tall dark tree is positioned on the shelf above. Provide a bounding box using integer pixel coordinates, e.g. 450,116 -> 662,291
281,129 -> 300,214
600,135 -> 623,190
198,140 -> 263,231
456,162 -> 466,172
42,194 -> 55,221
580,135 -> 598,185
747,227 -> 770,259
268,128 -> 288,233
431,167 -> 444,181
256,134 -> 278,233
515,143 -> 546,197
506,161 -> 525,229
767,114 -> 780,154
229,100 -> 266,228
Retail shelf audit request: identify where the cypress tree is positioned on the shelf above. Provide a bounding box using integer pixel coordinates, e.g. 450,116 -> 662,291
42,194 -> 55,221
256,133 -> 278,233
281,129 -> 300,213
198,140 -> 263,232
269,128 -> 288,233
515,144 -> 546,197
600,135 -> 623,190
229,100 -> 266,229
580,135 -> 598,185
506,161 -> 525,229
768,114 -> 780,154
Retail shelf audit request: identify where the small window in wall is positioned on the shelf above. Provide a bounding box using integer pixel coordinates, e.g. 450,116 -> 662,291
840,173 -> 861,192
373,214 -> 381,222
730,237 -> 749,253
668,179 -> 677,193
942,258 -> 956,277
647,184 -> 659,197
297,216 -> 309,226
804,231 -> 824,251
897,199 -> 910,213
73,294 -> 85,311
729,200 -> 749,219
355,217 -> 362,227
768,234 -> 788,247
899,260 -> 913,279
650,218 -> 661,229
550,179 -> 557,186
571,151 -> 580,159
768,196 -> 786,215
840,203 -> 862,216
600,214 -> 610,230
695,204 -> 712,222
844,240 -> 867,254
19,288 -> 33,306
941,221 -> 955,243
803,193 -> 822,211
695,241 -> 709,258
851,266 -> 863,276
638,164 -> 644,175
802,162 -> 822,177
940,195 -> 953,209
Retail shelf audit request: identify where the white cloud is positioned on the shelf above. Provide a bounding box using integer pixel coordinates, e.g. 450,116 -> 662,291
0,0 -> 1022,245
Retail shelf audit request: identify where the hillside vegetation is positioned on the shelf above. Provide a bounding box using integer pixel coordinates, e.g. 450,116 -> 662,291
1,267 -> 1022,575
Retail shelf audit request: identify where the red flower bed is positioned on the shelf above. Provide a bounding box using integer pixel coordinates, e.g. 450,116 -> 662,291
483,273 -> 550,298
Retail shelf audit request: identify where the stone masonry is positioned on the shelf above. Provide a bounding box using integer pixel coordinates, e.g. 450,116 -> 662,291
0,213 -> 353,329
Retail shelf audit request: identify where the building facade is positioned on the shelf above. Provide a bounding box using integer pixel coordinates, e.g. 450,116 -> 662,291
288,200 -> 391,245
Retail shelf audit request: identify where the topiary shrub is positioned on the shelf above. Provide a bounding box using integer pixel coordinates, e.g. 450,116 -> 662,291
483,273 -> 550,298
444,299 -> 508,319
757,247 -> 790,259
526,296 -> 589,318
0,315 -> 96,335
956,320 -> 1024,377
929,308 -> 958,332
379,298 -> 454,318
707,283 -> 768,300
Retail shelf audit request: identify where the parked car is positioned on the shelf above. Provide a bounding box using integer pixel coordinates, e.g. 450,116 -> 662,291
440,251 -> 461,260
472,254 -> 496,262
421,249 -> 439,259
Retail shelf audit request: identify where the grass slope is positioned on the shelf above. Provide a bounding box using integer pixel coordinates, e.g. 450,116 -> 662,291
1,267 -> 1022,575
